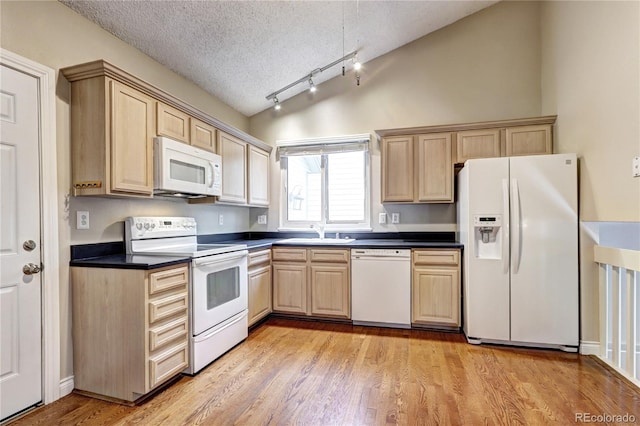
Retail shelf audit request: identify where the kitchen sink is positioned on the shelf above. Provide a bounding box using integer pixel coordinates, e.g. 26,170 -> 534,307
277,238 -> 355,244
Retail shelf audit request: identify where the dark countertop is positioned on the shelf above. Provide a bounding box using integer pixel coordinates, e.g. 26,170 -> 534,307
69,254 -> 191,270
70,232 -> 462,269
222,238 -> 462,250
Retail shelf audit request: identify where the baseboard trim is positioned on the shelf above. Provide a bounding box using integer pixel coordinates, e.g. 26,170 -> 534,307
580,340 -> 600,355
59,376 -> 74,398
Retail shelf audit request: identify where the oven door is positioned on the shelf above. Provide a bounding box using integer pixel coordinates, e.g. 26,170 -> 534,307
191,250 -> 248,336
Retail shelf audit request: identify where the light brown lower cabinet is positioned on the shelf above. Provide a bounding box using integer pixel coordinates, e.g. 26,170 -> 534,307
247,249 -> 272,326
272,247 -> 350,319
71,264 -> 189,403
412,249 -> 461,329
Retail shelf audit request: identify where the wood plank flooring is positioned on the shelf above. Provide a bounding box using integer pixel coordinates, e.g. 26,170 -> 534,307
11,318 -> 639,425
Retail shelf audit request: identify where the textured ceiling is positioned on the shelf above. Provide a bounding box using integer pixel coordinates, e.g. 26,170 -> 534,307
59,1 -> 498,117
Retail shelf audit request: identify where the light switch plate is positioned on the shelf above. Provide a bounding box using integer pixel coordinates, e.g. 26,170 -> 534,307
219,214 -> 224,226
378,213 -> 387,224
391,213 -> 400,224
257,215 -> 267,225
633,156 -> 640,177
76,211 -> 89,230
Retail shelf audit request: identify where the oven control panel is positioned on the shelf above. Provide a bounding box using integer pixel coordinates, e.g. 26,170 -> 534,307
125,216 -> 197,240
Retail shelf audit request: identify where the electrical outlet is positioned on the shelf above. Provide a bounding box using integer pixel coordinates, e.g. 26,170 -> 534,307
633,156 -> 640,178
219,214 -> 224,226
257,215 -> 267,225
76,211 -> 89,230
378,213 -> 387,224
391,213 -> 400,224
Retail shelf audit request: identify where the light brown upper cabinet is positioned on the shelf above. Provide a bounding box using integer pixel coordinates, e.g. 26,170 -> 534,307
247,145 -> 270,207
505,124 -> 552,157
381,136 -> 414,202
216,131 -> 270,206
190,118 -> 217,153
377,117 -> 555,203
416,133 -> 453,202
456,124 -> 552,163
455,129 -> 501,164
62,60 -> 272,200
381,133 -> 453,203
156,102 -> 190,143
218,131 -> 248,204
156,102 -> 218,153
67,76 -> 154,197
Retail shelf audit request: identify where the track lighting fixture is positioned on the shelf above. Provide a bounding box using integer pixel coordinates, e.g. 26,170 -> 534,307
273,96 -> 281,110
353,55 -> 362,71
265,50 -> 358,108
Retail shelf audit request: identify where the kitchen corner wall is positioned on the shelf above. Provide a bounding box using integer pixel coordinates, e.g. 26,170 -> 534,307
248,0 -> 543,233
540,1 -> 640,345
1,1 -> 251,380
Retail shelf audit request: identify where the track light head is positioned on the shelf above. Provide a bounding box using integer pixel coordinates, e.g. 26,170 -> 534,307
308,77 -> 317,93
273,96 -> 281,110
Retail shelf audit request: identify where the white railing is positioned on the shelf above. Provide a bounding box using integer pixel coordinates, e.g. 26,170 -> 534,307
594,245 -> 640,388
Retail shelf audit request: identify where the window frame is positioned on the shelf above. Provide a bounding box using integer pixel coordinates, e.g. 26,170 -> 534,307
278,135 -> 371,232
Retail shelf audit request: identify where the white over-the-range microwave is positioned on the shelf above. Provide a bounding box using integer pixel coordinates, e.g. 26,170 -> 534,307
154,136 -> 222,198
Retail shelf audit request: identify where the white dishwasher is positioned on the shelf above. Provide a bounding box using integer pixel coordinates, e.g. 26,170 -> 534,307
351,248 -> 411,328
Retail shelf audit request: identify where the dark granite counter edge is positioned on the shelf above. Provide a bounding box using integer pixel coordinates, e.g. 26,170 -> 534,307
70,231 -> 461,268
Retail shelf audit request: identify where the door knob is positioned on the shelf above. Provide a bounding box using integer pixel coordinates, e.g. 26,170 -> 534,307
23,263 -> 42,275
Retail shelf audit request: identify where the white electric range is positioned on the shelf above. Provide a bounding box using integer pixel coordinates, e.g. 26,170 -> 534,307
125,216 -> 248,374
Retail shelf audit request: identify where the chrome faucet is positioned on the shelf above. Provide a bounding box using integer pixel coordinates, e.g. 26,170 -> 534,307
310,223 -> 325,239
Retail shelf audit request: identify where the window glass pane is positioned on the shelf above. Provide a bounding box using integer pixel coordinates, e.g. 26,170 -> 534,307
287,155 -> 322,222
327,151 -> 365,222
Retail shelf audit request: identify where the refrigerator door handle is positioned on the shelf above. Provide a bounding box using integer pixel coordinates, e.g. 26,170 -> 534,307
511,178 -> 521,274
502,178 -> 510,274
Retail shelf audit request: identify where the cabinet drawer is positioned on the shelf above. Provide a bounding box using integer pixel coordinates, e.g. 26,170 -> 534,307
413,250 -> 460,266
309,249 -> 349,264
149,266 -> 188,296
272,247 -> 307,262
148,341 -> 189,390
149,316 -> 188,352
149,292 -> 188,324
248,249 -> 271,267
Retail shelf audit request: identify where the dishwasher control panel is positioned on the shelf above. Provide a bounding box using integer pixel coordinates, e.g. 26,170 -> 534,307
351,249 -> 411,258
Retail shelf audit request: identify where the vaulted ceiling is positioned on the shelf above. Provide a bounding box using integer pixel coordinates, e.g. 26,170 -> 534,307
60,1 -> 498,116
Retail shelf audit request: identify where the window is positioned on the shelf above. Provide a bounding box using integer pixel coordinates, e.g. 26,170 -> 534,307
278,135 -> 370,230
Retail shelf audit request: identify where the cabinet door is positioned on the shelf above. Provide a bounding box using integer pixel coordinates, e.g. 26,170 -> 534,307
218,131 -> 247,204
416,133 -> 453,202
156,102 -> 190,143
381,136 -> 414,202
412,266 -> 460,326
505,125 -> 552,156
310,265 -> 350,318
190,118 -> 217,153
109,80 -> 154,195
455,129 -> 501,164
247,145 -> 270,206
272,263 -> 307,314
248,265 -> 272,326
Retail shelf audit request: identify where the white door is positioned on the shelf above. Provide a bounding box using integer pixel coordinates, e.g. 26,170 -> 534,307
462,157 -> 510,341
509,154 -> 579,346
1,64 -> 42,420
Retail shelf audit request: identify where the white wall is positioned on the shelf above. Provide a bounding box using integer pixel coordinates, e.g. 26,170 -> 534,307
540,0 -> 640,344
249,1 -> 543,233
1,0 -> 253,379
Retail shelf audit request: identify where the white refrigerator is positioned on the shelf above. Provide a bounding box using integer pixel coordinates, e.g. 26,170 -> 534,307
457,153 -> 578,351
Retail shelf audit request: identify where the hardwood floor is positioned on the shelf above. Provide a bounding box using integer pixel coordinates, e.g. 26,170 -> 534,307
12,318 -> 639,425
